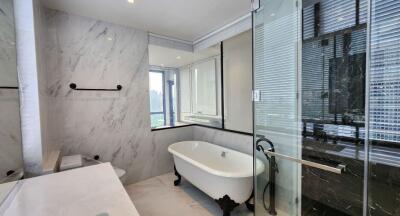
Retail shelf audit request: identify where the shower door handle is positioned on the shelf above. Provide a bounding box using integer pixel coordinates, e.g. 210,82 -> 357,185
264,150 -> 346,174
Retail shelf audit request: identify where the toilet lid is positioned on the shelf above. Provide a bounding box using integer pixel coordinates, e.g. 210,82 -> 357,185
113,167 -> 126,178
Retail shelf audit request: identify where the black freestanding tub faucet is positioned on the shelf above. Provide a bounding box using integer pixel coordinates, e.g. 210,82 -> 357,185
256,137 -> 278,216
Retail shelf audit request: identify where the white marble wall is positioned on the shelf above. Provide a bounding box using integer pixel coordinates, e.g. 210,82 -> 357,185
40,9 -> 193,184
0,0 -> 22,178
31,7 -> 253,184
0,0 -> 17,86
192,126 -> 253,155
0,91 -> 22,179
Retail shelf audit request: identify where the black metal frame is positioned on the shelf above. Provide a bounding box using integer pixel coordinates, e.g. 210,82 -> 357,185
151,123 -> 253,136
167,80 -> 175,127
314,3 -> 321,37
220,42 -> 225,129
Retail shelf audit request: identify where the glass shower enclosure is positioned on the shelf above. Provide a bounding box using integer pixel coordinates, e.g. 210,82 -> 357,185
252,0 -> 400,215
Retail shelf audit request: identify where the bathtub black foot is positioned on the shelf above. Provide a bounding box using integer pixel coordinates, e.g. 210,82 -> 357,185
215,195 -> 239,216
245,191 -> 254,212
173,165 -> 181,186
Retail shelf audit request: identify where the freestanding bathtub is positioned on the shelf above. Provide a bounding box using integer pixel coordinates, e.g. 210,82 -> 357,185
168,141 -> 265,216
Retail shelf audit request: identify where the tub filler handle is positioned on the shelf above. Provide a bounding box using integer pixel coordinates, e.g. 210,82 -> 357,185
264,151 -> 346,174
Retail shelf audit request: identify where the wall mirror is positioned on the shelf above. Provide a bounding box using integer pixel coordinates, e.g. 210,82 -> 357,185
148,30 -> 253,134
0,0 -> 23,193
148,43 -> 222,129
222,30 -> 252,133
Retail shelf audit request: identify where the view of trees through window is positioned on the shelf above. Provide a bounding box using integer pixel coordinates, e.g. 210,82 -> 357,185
149,71 -> 165,128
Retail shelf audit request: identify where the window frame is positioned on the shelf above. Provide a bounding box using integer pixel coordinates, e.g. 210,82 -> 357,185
149,70 -> 167,128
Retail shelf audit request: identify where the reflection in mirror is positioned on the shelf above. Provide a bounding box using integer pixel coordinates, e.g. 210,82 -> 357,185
148,45 -> 184,129
222,30 -> 253,133
182,46 -> 222,127
179,44 -> 222,127
148,43 -> 222,129
0,0 -> 23,186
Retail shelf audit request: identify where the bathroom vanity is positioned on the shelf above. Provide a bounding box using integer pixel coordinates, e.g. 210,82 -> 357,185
0,163 -> 139,216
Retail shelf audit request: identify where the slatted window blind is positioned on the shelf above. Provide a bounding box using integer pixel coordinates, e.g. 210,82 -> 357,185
370,0 -> 400,143
320,0 -> 356,34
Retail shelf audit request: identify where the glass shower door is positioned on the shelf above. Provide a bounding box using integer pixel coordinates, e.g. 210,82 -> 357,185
253,0 -> 302,215
253,0 -> 368,215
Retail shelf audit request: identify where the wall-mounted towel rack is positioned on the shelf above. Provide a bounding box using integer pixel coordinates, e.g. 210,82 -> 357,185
69,83 -> 122,91
0,86 -> 18,89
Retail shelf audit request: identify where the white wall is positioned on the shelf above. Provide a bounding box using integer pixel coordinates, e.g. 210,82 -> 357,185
223,30 -> 253,133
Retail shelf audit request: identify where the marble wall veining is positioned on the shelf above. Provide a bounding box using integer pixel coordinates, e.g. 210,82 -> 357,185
0,0 -> 23,178
13,5 -> 254,183
39,8 -> 194,184
0,91 -> 22,178
0,0 -> 17,86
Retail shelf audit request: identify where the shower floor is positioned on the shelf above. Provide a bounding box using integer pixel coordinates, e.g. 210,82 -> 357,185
125,172 -> 253,216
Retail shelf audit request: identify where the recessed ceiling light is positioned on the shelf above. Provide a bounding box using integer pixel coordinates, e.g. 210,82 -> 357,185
176,56 -> 181,60
127,0 -> 134,4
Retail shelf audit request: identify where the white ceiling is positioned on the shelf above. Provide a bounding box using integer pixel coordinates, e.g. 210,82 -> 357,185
40,0 -> 251,42
149,44 -> 219,68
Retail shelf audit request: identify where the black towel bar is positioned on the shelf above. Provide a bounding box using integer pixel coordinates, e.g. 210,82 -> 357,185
0,86 -> 18,89
69,83 -> 122,91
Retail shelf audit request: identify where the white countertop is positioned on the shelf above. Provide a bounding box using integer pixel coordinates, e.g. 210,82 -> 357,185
0,163 -> 140,216
0,182 -> 18,204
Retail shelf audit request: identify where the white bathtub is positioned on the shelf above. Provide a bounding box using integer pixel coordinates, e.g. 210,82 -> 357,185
168,141 -> 264,211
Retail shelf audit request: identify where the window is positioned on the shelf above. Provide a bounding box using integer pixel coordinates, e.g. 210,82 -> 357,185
192,59 -> 217,115
149,71 -> 165,128
179,55 -> 222,128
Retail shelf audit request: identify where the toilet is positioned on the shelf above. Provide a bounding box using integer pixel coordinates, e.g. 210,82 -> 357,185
60,155 -> 127,184
113,166 -> 127,184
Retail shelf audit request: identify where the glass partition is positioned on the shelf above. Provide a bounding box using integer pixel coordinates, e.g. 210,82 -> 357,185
254,0 -> 400,215
253,0 -> 302,215
253,0 -> 374,215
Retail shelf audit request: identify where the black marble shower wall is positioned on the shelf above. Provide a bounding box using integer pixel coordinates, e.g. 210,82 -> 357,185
301,0 -> 400,216
301,1 -> 367,215
301,29 -> 366,216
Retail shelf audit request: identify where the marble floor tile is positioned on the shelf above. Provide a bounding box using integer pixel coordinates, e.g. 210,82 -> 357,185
125,172 -> 253,216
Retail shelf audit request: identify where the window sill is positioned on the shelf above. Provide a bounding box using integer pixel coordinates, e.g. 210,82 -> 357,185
151,123 -> 253,136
